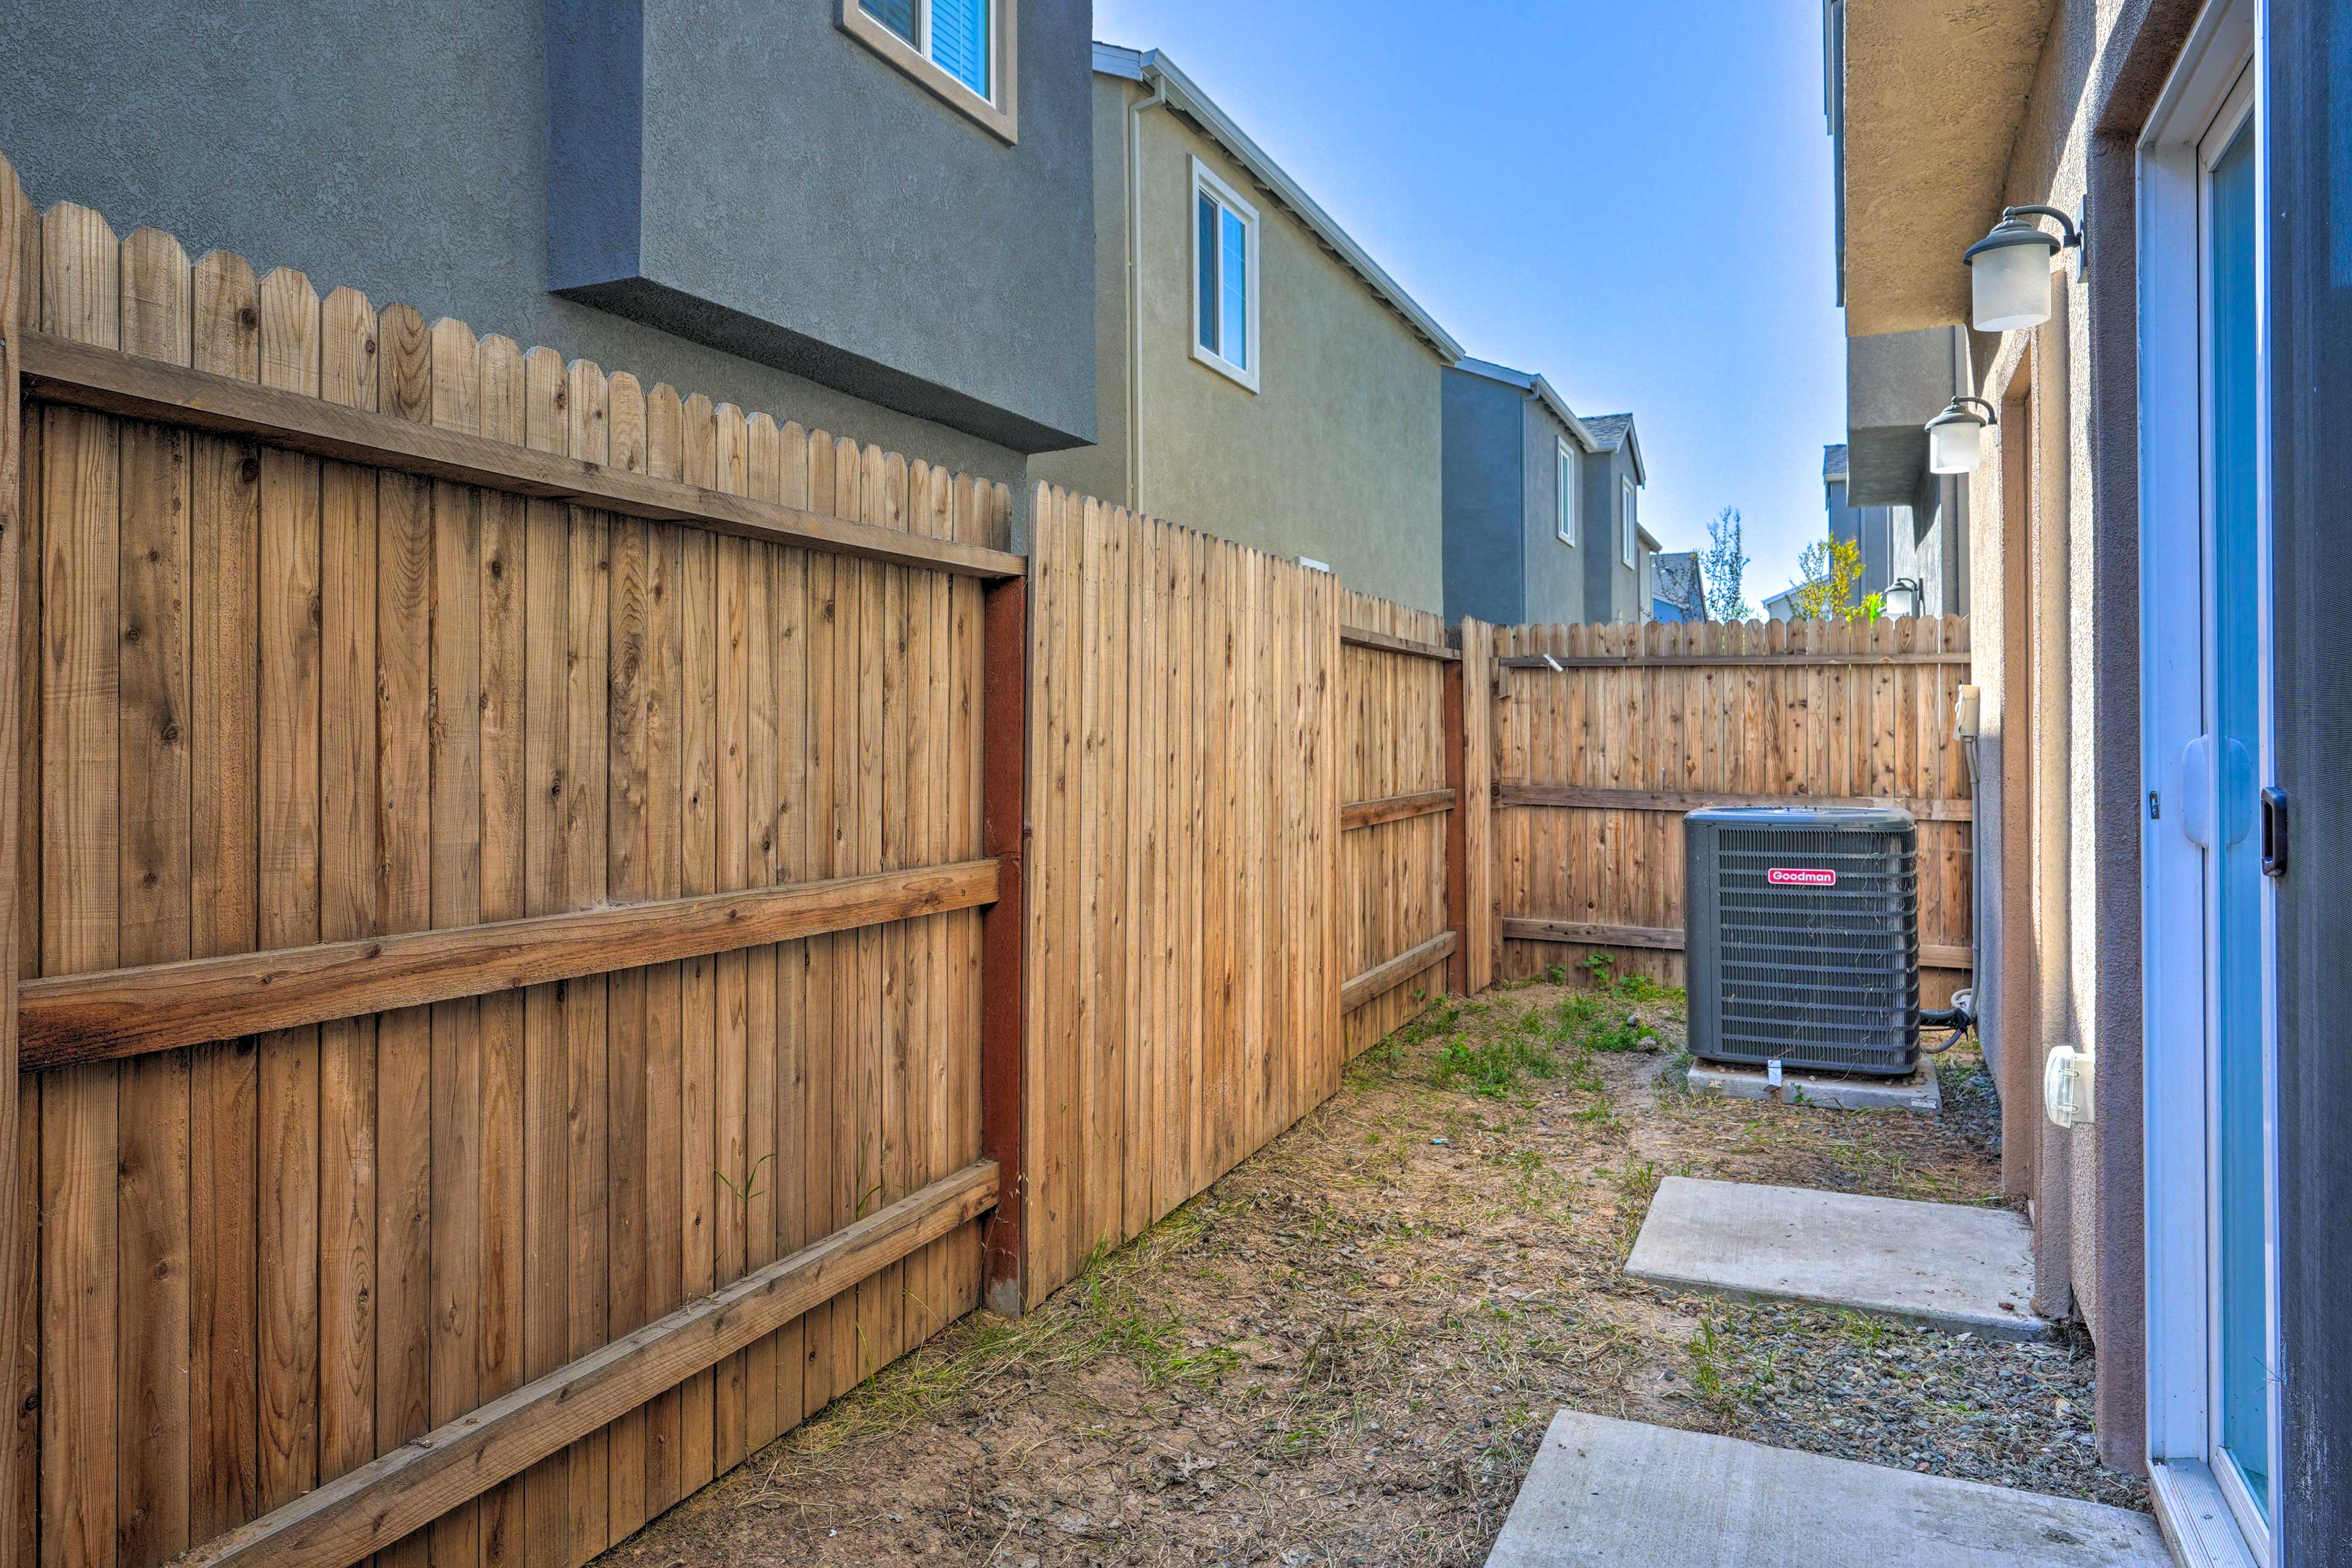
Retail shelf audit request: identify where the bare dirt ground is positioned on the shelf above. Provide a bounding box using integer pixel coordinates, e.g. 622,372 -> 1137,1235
599,968 -> 2146,1568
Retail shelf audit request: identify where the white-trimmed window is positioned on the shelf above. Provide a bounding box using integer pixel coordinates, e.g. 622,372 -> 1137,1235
1556,439 -> 1580,545
1620,478 -> 1637,567
842,0 -> 1017,143
1190,157 -> 1261,391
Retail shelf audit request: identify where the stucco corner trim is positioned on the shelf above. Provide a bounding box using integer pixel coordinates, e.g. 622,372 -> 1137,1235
838,0 -> 1019,145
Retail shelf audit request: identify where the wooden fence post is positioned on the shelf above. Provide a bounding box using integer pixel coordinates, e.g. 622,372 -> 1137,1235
0,160 -> 25,1568
1442,656 -> 1469,997
979,573 -> 1028,1315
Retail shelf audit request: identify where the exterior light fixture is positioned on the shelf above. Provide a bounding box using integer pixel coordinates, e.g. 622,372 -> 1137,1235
1963,205 -> 2082,332
1925,396 -> 1999,475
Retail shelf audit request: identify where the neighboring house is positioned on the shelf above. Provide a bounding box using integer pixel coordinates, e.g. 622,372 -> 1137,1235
1438,357 -> 1652,625
1031,45 -> 1461,614
1822,442 -> 1894,603
1649,551 -> 1704,622
0,0 -> 1101,510
1831,0 -> 2350,1561
1760,580 -> 1815,622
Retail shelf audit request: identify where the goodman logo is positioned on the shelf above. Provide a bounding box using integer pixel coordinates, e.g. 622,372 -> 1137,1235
1767,867 -> 1838,888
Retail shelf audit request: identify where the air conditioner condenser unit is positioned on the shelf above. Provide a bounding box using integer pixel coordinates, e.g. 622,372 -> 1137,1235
1684,805 -> 1920,1077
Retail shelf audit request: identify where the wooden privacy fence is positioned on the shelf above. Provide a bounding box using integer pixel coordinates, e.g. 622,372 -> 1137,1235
0,150 -> 1969,1568
1490,617 -> 1974,1006
0,165 -> 1028,1568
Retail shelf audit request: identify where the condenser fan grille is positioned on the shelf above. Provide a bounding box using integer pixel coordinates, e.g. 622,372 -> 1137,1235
1685,809 -> 1920,1076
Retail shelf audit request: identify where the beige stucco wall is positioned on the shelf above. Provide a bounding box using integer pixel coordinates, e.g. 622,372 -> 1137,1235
1841,0 -> 2058,334
1939,0 -> 2179,1474
1031,77 -> 1448,614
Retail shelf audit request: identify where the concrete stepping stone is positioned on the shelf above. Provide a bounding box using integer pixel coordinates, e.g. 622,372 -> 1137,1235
1487,1411 -> 2170,1567
1624,1176 -> 2052,1340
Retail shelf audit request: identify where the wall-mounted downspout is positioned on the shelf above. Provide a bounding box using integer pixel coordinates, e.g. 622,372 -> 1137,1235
1125,71 -> 1169,513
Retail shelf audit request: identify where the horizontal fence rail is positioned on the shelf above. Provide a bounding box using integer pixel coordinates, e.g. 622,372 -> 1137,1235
18,332 -> 1025,580
181,1162 -> 1000,1568
1340,788 -> 1456,832
1496,783 -> 1973,824
20,862 -> 1000,1068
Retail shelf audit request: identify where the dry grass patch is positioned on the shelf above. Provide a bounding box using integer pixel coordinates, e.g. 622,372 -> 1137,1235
598,973 -> 2138,1568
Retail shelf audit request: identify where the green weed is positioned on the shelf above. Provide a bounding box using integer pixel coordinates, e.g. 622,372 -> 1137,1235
1433,1033 -> 1559,1099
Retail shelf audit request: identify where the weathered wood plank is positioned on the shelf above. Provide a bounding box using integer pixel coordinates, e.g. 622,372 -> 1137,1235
1496,783 -> 1972,823
1497,650 -> 1970,669
1338,788 -> 1454,833
21,861 -> 1001,1067
1339,931 -> 1457,1015
1500,917 -> 1970,971
1338,624 -> 1457,662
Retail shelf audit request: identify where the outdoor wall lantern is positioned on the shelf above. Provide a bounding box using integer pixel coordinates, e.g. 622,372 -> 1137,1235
1926,396 -> 1999,475
1963,205 -> 2082,332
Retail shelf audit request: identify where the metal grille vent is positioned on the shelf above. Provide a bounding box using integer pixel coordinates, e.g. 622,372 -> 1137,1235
1684,807 -> 1919,1076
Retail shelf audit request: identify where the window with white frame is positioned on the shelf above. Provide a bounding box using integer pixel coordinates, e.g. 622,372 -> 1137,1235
1556,439 -> 1580,545
842,0 -> 1015,141
1620,478 -> 1637,567
1190,157 -> 1261,391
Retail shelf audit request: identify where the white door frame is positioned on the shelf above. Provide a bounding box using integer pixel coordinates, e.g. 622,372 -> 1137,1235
2137,1 -> 2277,1563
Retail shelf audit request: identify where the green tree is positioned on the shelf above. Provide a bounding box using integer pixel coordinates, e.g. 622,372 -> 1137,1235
1701,507 -> 1752,622
1790,537 -> 1868,621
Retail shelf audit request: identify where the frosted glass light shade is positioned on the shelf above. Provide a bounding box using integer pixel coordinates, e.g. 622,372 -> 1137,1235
1969,238 -> 2056,332
1928,415 -> 1983,475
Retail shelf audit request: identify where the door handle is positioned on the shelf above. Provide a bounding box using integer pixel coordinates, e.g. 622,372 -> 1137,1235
2178,735 -> 2254,850
2261,787 -> 2288,877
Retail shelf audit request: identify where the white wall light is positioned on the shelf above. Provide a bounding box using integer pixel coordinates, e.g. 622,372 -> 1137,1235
1962,205 -> 2082,332
1925,396 -> 1999,475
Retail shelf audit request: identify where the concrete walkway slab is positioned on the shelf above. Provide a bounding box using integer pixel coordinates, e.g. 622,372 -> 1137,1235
1487,1411 -> 2171,1567
1687,1058 -> 1942,1114
1624,1177 -> 2051,1340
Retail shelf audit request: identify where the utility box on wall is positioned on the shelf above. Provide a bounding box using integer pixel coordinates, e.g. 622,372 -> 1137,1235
1684,805 -> 1920,1077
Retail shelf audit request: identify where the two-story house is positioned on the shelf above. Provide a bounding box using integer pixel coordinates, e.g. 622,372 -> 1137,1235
1030,45 -> 1463,615
1438,357 -> 1654,627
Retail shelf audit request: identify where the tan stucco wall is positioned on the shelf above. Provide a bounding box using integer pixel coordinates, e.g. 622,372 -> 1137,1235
1841,0 -> 2059,335
1032,78 -> 1448,614
1938,0 -> 2180,1475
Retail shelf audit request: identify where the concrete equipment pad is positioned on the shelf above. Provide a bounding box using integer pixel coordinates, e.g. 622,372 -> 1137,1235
1624,1177 -> 2051,1340
1688,1058 -> 1942,1113
1487,1411 -> 2171,1567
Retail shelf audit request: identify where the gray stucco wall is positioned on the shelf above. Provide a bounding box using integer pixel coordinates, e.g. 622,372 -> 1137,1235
0,0 -> 1079,499
1828,474 -> 1896,597
1028,71 -> 1141,511
1519,399 -> 1590,624
1581,449 -> 1644,622
1034,78 -> 1448,614
1440,370 -> 1528,625
551,0 -> 1097,454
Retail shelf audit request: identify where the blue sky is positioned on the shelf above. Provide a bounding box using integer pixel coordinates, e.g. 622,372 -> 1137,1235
1093,0 -> 1845,608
